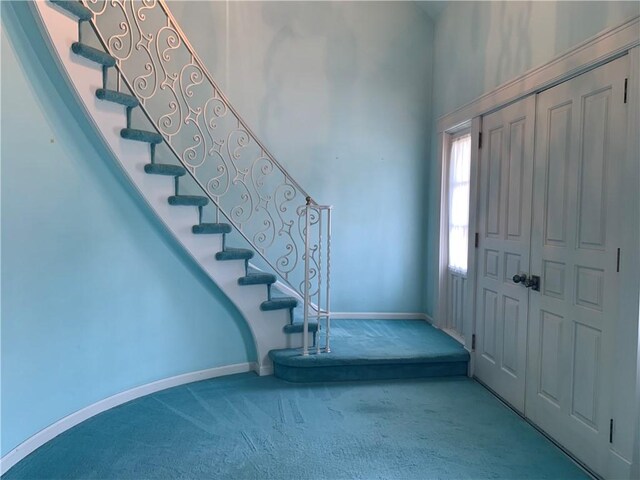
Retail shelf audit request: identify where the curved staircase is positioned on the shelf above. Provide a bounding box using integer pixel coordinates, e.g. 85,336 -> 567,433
32,0 -> 320,373
30,0 -> 469,384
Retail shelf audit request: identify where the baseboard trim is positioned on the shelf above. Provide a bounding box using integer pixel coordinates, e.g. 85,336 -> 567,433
0,362 -> 255,475
330,312 -> 433,322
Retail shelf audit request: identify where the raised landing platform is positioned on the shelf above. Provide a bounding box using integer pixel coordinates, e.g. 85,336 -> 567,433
269,319 -> 469,382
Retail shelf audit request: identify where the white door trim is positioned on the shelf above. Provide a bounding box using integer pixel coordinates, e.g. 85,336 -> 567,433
437,15 -> 639,133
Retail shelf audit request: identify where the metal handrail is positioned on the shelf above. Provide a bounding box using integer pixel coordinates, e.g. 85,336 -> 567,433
301,201 -> 332,355
81,0 -> 326,303
156,0 -> 315,207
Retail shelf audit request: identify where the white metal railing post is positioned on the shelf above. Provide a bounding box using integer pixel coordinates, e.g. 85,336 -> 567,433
316,207 -> 322,355
325,206 -> 332,353
303,196 -> 311,356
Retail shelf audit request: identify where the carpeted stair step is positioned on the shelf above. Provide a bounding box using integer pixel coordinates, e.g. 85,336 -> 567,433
269,319 -> 471,383
215,247 -> 254,261
50,1 -> 93,21
168,195 -> 209,207
192,223 -> 231,235
283,322 -> 319,334
71,43 -> 116,67
261,297 -> 298,311
144,163 -> 186,177
96,88 -> 139,108
121,128 -> 163,144
238,269 -> 276,286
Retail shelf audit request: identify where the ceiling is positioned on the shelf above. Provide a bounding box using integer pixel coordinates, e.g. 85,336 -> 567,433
415,1 -> 448,22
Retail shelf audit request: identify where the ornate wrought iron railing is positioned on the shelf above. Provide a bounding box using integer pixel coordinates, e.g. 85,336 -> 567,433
81,0 -> 330,319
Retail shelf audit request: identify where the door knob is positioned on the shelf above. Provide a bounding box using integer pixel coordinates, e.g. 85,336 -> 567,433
513,274 -> 527,284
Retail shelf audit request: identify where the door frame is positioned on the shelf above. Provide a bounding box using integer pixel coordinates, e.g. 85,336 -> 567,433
435,15 -> 640,478
436,16 -> 639,349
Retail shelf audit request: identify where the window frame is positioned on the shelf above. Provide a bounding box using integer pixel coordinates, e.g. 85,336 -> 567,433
446,130 -> 472,276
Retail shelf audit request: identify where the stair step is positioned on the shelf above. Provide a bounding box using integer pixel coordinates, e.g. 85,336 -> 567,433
121,128 -> 163,144
71,43 -> 116,67
283,322 -> 319,334
144,163 -> 186,177
192,223 -> 231,235
238,272 -> 276,286
215,248 -> 253,261
261,297 -> 298,311
50,1 -> 93,21
96,88 -> 139,108
168,195 -> 209,207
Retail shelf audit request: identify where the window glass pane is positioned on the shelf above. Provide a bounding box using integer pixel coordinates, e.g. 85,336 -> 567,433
448,134 -> 471,273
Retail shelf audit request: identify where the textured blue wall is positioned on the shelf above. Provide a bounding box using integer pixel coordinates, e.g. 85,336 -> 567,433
1,0 -> 435,457
0,3 -> 255,457
168,1 -> 435,313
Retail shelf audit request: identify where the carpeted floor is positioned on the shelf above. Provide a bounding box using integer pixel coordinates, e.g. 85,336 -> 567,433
4,373 -> 588,479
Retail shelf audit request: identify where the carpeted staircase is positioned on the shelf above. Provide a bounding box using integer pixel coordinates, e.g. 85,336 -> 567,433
44,0 -> 468,384
48,0 -> 318,351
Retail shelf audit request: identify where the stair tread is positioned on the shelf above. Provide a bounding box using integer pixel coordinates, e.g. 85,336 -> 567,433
261,297 -> 298,311
50,1 -> 93,21
144,163 -> 186,177
238,271 -> 276,286
192,223 -> 232,235
96,88 -> 139,108
215,248 -> 254,261
121,128 -> 163,144
71,42 -> 116,67
283,322 -> 319,334
168,195 -> 209,207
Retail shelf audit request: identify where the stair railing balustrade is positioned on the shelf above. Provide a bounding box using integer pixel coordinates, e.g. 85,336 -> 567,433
82,0 -> 331,351
300,199 -> 332,355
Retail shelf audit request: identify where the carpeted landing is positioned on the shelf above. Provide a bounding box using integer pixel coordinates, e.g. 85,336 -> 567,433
270,319 -> 469,382
3,374 -> 588,479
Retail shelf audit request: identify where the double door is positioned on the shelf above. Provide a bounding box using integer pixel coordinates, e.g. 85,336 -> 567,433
474,56 -> 628,477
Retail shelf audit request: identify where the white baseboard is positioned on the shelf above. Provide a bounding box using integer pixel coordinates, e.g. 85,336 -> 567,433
0,362 -> 255,476
330,312 -> 433,322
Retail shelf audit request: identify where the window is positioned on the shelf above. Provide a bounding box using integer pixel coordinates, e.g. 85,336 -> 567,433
448,133 -> 471,274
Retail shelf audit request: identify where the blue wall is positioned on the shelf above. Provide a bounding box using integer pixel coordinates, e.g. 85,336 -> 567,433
1,3 -> 255,457
168,1 -> 435,313
424,1 -> 640,317
1,0 -> 435,457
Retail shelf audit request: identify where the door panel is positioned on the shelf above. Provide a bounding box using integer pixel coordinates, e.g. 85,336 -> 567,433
526,56 -> 627,477
474,95 -> 536,414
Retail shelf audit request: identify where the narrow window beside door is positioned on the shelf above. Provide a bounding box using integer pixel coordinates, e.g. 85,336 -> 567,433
448,133 -> 471,273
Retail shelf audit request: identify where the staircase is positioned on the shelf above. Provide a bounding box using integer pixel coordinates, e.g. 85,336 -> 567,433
31,0 -> 469,383
33,0 -> 327,374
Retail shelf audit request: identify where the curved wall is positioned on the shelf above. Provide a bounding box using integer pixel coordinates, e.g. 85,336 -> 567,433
0,2 -> 255,459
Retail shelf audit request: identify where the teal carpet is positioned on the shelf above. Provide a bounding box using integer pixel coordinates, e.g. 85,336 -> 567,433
3,374 -> 587,479
271,319 -> 469,382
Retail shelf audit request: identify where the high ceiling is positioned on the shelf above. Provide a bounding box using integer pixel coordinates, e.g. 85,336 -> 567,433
415,1 -> 448,22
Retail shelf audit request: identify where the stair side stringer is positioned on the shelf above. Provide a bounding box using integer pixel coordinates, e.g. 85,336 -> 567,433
31,0 -> 296,374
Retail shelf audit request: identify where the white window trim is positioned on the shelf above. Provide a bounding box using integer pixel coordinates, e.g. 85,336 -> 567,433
446,130 -> 471,276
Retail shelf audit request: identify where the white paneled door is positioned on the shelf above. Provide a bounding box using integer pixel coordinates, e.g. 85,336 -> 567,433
526,56 -> 627,477
474,96 -> 536,414
474,56 -> 628,477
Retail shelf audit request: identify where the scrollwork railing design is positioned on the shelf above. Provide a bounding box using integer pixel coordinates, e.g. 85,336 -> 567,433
83,0 -> 325,301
